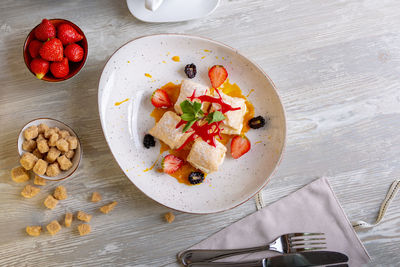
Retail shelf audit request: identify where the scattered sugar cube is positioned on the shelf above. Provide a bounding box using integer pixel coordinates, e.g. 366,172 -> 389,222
64,150 -> 75,159
32,148 -> 43,159
26,226 -> 42,237
24,125 -> 38,140
59,130 -> 70,139
21,185 -> 40,198
65,212 -> 73,227
44,195 -> 58,209
33,159 -> 48,175
38,123 -> 49,134
11,166 -> 30,183
91,192 -> 102,202
57,155 -> 73,171
77,211 -> 92,223
46,163 -> 61,177
53,185 -> 67,200
46,220 -> 61,236
77,224 -> 91,236
37,133 -> 45,141
100,201 -> 118,214
66,136 -> 78,150
46,147 -> 61,163
34,175 -> 47,186
44,128 -> 57,139
164,212 -> 175,223
22,139 -> 36,152
20,152 -> 38,170
37,139 -> 49,154
48,133 -> 59,147
53,127 -> 60,134
56,139 -> 69,152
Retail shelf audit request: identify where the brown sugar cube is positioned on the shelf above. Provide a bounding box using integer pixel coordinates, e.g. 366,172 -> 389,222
21,185 -> 41,198
44,128 -> 57,138
46,163 -> 61,177
77,224 -> 91,236
77,211 -> 92,223
48,133 -> 59,147
32,148 -> 43,159
53,127 -> 60,134
56,139 -> 69,152
37,139 -> 49,154
64,150 -> 75,159
164,212 -> 175,223
57,155 -> 73,171
59,130 -> 70,139
38,123 -> 49,134
46,220 -> 61,236
66,136 -> 78,150
37,133 -> 45,141
20,152 -> 38,170
32,159 -> 48,175
46,147 -> 61,163
22,139 -> 37,152
100,201 -> 118,214
26,226 -> 42,237
34,175 -> 47,186
65,212 -> 73,227
23,125 -> 39,140
11,166 -> 30,183
53,185 -> 67,200
91,192 -> 102,202
44,195 -> 58,209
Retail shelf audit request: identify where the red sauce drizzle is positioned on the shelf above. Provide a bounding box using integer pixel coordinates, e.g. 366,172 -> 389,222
176,89 -> 240,150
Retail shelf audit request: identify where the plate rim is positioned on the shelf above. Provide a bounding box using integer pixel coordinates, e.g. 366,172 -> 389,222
97,33 -> 287,214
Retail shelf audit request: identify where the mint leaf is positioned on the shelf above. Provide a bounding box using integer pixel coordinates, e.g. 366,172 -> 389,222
193,101 -> 202,113
181,113 -> 195,122
180,100 -> 194,114
182,120 -> 196,133
207,111 -> 225,124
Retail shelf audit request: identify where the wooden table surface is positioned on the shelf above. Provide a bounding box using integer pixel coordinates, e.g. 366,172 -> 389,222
1,0 -> 399,266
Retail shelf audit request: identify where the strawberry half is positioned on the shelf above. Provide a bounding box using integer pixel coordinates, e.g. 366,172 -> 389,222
151,89 -> 172,108
50,57 -> 69,78
30,58 -> 49,79
39,38 -> 63,62
208,65 -> 228,88
230,135 -> 251,159
57,23 -> 83,45
28,40 -> 42,58
34,19 -> 56,41
162,155 -> 183,174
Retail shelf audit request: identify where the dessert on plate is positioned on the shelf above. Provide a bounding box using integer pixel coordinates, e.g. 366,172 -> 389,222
145,64 -> 266,185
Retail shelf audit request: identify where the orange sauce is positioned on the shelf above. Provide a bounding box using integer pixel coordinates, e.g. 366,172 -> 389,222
172,56 -> 180,62
145,73 -> 152,78
114,98 -> 129,106
149,80 -> 255,184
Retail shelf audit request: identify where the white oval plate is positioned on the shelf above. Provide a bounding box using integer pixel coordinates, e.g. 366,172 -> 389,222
98,34 -> 286,213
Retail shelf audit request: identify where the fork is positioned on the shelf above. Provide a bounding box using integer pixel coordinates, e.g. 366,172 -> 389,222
179,232 -> 326,265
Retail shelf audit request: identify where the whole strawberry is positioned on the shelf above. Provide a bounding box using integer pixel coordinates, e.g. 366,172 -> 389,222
50,58 -> 69,78
64,43 -> 84,62
28,40 -> 42,58
57,23 -> 83,45
30,58 -> 49,79
39,38 -> 63,62
34,19 -> 56,41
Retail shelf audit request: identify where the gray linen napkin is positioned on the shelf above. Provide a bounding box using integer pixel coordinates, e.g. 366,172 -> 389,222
185,177 -> 371,266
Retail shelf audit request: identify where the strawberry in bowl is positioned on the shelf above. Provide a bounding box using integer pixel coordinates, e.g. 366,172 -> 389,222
23,18 -> 88,82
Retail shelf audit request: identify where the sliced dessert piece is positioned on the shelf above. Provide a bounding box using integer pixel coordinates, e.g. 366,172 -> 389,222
211,91 -> 247,135
148,111 -> 191,149
174,80 -> 210,114
187,139 -> 227,173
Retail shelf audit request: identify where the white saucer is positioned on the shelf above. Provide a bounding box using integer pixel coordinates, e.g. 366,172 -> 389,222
126,0 -> 220,23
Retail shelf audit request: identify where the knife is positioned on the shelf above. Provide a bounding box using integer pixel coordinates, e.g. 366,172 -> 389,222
187,251 -> 348,267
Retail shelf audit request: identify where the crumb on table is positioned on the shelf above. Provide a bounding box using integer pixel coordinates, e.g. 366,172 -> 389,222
91,192 -> 102,202
164,212 -> 175,223
26,226 -> 42,237
65,212 -> 73,227
99,201 -> 117,214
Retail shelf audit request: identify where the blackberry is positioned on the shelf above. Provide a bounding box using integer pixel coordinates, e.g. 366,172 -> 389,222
184,63 -> 197,79
188,171 -> 205,185
143,134 -> 155,148
248,116 -> 266,129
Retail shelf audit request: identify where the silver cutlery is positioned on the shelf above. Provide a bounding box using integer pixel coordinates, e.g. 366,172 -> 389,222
179,232 -> 327,265
186,251 -> 348,267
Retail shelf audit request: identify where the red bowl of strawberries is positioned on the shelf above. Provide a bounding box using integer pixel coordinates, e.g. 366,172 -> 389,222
23,18 -> 88,82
